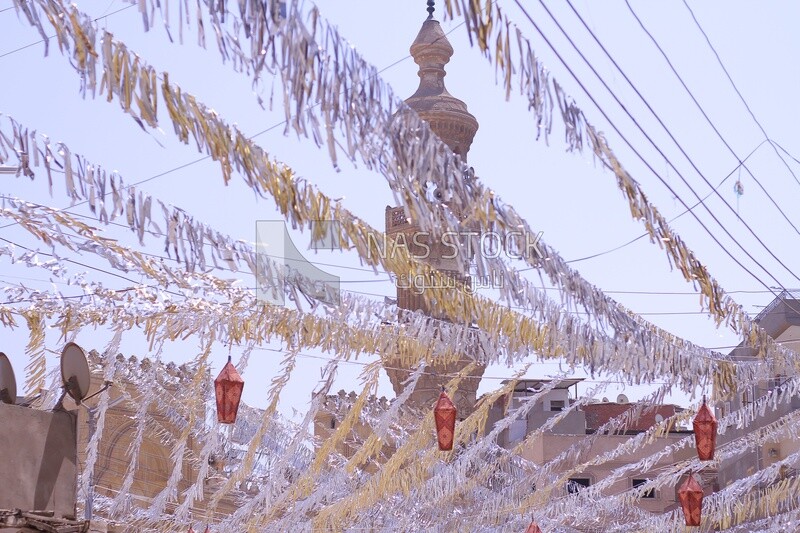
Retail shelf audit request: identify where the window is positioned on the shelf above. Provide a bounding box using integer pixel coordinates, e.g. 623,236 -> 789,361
549,400 -> 565,412
567,478 -> 590,494
632,479 -> 655,499
330,418 -> 336,429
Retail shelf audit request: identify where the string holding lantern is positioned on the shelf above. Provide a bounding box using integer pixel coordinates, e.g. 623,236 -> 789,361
214,355 -> 244,424
734,175 -> 744,213
693,396 -> 717,461
525,520 -> 543,533
434,388 -> 457,451
678,473 -> 704,527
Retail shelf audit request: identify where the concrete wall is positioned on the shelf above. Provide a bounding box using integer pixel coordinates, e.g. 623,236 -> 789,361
519,432 -> 696,514
0,403 -> 78,519
494,390 -> 586,447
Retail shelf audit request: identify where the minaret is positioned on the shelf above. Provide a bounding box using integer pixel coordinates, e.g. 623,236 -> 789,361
405,1 -> 479,159
383,1 -> 485,418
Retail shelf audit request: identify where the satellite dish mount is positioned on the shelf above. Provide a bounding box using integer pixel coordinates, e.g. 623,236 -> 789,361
0,352 -> 17,405
55,343 -> 111,410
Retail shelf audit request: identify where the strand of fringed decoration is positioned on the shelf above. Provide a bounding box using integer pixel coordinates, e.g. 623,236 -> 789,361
385,375 -> 590,530
0,202 -> 513,373
79,329 -> 123,510
1,201 -> 792,528
0,118 -> 767,404
392,381 -> 678,530
436,0 -> 796,357
487,378 -> 800,530
9,0 -> 794,395
111,0 -> 799,371
107,339 -> 164,517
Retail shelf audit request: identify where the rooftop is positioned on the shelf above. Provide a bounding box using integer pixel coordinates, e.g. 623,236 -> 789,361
500,378 -> 585,391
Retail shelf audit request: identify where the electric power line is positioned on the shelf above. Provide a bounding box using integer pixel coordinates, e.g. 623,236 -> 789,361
532,0 -> 800,289
0,4 -> 136,59
512,0 -> 798,307
526,139 -> 768,266
567,0 -> 800,244
680,0 -> 800,189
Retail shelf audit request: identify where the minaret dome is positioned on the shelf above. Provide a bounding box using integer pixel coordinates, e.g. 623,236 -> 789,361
404,6 -> 479,160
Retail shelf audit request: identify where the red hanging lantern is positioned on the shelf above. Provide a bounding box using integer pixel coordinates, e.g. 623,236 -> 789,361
214,356 -> 244,424
525,520 -> 543,533
693,397 -> 717,461
434,389 -> 457,451
678,473 -> 704,527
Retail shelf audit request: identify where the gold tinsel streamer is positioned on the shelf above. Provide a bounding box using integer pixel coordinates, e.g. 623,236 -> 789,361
206,349 -> 299,514
438,0 -> 789,361
6,0 -> 800,524
112,0 -> 798,377
21,310 -> 46,397
7,0 -> 781,396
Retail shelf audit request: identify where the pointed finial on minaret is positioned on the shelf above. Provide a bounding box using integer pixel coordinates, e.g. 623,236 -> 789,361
427,0 -> 435,19
405,6 -> 479,160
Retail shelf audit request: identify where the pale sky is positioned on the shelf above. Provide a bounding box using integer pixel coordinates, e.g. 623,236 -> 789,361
1,0 -> 799,417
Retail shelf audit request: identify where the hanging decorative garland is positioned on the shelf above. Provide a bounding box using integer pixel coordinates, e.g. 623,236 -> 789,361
3,0 -> 799,530
11,0 -> 797,397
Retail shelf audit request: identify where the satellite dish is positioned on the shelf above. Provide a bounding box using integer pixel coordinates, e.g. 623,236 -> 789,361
601,397 -> 609,403
0,352 -> 17,405
655,414 -> 664,423
617,394 -> 629,404
61,342 -> 91,404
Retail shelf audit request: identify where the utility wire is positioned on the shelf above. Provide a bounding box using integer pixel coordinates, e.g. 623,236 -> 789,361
0,4 -> 135,59
772,140 -> 800,168
616,0 -> 800,235
533,0 -> 800,288
0,233 -> 189,300
0,20 -> 463,231
512,0 -> 796,302
680,0 -> 800,189
539,140 -> 767,266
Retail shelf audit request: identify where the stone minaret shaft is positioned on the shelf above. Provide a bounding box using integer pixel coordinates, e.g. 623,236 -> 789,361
383,5 -> 484,418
